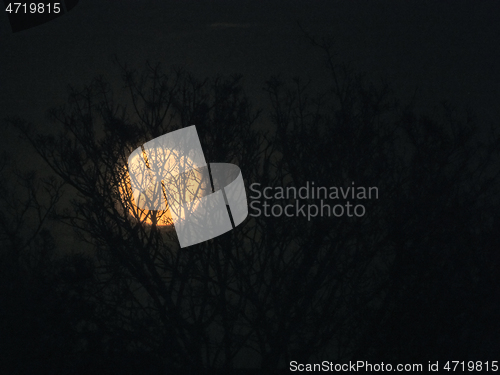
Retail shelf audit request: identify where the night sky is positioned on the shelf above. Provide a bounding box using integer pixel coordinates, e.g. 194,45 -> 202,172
1,0 -> 500,372
2,0 -> 499,215
1,1 -> 499,130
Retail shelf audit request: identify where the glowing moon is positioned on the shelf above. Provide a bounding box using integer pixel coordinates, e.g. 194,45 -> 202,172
118,147 -> 203,226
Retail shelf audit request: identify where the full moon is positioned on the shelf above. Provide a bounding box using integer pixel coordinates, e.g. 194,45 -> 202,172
118,147 -> 203,227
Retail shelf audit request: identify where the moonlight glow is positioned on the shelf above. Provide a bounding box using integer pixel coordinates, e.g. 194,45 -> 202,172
118,147 -> 203,227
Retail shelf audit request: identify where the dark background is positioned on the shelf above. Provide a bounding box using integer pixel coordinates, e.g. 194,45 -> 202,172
1,0 -> 499,130
0,0 -> 499,373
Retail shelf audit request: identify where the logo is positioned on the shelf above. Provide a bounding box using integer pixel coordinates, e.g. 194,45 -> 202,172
127,125 -> 248,248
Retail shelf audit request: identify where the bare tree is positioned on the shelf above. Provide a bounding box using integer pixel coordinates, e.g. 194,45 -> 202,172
5,42 -> 500,373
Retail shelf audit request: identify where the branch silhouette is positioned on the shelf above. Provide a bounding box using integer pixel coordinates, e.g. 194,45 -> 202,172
3,42 -> 500,372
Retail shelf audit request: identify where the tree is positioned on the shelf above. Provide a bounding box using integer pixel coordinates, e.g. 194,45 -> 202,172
5,44 -> 500,372
0,157 -> 103,374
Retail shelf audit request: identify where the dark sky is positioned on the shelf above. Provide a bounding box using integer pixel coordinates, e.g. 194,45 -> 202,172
1,0 -> 499,160
0,1 -> 499,366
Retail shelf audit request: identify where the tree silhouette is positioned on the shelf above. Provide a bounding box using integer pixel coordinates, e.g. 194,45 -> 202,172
3,43 -> 500,373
